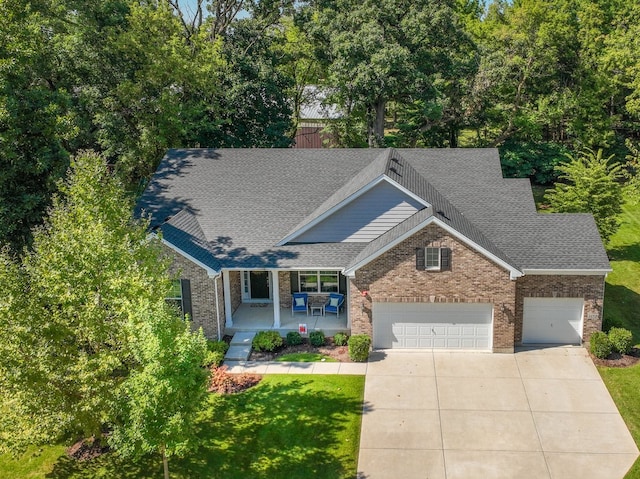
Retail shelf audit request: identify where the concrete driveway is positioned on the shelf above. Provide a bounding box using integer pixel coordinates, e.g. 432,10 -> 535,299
357,347 -> 639,479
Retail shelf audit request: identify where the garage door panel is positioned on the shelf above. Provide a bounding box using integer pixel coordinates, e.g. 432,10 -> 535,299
522,298 -> 583,344
373,303 -> 493,350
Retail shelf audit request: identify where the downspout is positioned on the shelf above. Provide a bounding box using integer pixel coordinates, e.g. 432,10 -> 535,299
213,273 -> 222,341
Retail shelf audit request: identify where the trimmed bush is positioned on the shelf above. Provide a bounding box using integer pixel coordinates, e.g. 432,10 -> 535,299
590,331 -> 613,359
203,351 -> 225,367
348,334 -> 371,362
309,330 -> 325,347
608,327 -> 633,354
207,339 -> 229,355
286,331 -> 303,346
333,332 -> 348,346
252,331 -> 283,352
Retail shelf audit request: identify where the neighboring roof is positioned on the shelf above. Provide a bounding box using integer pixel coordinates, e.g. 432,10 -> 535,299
299,86 -> 342,121
136,148 -> 611,274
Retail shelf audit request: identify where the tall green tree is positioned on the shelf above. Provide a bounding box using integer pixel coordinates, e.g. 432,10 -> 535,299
310,0 -> 471,147
545,148 -> 624,243
0,151 -> 188,451
111,300 -> 208,479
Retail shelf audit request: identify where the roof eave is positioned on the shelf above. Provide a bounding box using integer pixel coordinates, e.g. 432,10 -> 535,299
521,268 -> 612,276
156,234 -> 220,277
343,216 -> 523,279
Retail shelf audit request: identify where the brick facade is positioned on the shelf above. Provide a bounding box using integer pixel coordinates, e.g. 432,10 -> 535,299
279,272 -> 292,308
165,246 -> 223,340
349,224 -> 517,352
514,274 -> 605,345
228,271 -> 242,313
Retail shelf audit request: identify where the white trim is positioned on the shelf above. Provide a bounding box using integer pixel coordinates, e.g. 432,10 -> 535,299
276,175 -> 430,246
343,216 -> 523,279
159,237 -> 219,277
213,274 -> 222,340
522,269 -> 611,276
223,271 -> 233,327
272,271 -> 281,328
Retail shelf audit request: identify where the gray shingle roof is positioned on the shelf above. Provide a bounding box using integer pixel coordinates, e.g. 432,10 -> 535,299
136,148 -> 611,273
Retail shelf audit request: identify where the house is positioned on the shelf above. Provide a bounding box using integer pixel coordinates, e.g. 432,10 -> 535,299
136,148 -> 611,353
292,86 -> 341,148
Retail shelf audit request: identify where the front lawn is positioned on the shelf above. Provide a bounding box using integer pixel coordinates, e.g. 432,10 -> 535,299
598,199 -> 640,479
0,375 -> 365,479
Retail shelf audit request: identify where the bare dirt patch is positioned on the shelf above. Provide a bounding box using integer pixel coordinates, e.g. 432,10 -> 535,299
66,436 -> 110,461
591,348 -> 640,368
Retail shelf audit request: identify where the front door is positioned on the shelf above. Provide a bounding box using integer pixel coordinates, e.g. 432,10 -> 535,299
250,271 -> 270,299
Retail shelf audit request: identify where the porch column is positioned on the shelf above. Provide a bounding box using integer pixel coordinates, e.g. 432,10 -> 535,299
272,271 -> 281,328
223,271 -> 233,327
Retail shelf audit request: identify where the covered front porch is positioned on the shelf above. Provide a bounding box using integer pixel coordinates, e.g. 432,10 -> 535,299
225,303 -> 349,336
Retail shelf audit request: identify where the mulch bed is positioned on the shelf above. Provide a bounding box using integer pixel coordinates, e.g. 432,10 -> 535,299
248,338 -> 351,362
590,348 -> 640,368
209,365 -> 262,394
66,436 -> 110,461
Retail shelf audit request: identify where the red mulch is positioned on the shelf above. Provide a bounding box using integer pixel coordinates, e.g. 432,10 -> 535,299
249,338 -> 351,362
209,365 -> 262,394
66,436 -> 110,461
590,348 -> 640,368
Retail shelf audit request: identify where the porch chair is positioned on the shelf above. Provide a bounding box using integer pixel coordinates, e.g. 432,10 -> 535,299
324,293 -> 344,318
291,292 -> 309,316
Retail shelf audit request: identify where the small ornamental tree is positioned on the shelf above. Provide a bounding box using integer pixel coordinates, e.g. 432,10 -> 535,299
545,148 -> 623,244
111,300 -> 209,479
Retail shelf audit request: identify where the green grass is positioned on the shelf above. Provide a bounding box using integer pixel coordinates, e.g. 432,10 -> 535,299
0,375 -> 364,479
276,352 -> 337,362
597,199 -> 640,479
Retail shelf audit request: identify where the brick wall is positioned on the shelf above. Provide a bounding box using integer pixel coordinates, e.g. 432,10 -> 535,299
515,275 -> 605,345
228,271 -> 242,313
279,272 -> 292,307
350,224 -> 516,352
165,246 -> 223,340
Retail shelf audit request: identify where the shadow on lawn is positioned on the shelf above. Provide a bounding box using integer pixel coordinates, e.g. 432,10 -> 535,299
180,377 -> 364,479
604,283 -> 640,338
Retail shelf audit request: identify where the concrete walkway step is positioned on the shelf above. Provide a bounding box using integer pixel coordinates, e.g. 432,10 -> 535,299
224,331 -> 256,361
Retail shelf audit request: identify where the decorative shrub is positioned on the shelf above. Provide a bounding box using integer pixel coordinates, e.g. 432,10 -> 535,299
252,331 -> 283,352
608,327 -> 633,354
207,339 -> 229,355
309,330 -> 325,347
286,331 -> 303,346
590,331 -> 613,359
333,332 -> 348,346
203,351 -> 225,367
348,334 -> 371,362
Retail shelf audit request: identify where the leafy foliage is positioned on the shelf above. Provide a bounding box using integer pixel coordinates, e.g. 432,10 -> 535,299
608,327 -> 633,355
545,148 -> 623,243
252,331 -> 284,352
590,331 -> 613,359
347,334 -> 371,362
499,141 -> 569,184
286,331 -> 304,346
309,330 -> 325,347
333,332 -> 348,346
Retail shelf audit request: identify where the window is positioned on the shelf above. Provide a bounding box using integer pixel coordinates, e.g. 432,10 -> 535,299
296,270 -> 341,293
425,247 -> 441,271
416,247 -> 451,271
166,279 -> 192,319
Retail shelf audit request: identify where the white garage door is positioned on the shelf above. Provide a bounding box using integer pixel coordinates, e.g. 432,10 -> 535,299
373,302 -> 493,350
522,298 -> 584,345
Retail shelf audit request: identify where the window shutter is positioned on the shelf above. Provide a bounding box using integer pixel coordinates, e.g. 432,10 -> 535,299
180,279 -> 193,320
416,247 -> 425,270
290,271 -> 299,293
440,248 -> 451,271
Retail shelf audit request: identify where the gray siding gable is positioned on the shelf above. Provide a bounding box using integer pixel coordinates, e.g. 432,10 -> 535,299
294,180 -> 424,243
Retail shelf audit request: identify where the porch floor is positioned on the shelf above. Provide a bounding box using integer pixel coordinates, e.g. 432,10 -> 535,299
226,303 -> 348,337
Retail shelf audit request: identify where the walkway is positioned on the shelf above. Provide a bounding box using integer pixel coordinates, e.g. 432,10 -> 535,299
224,360 -> 367,375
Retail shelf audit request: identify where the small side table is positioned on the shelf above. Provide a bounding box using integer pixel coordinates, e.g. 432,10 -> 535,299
310,303 -> 325,316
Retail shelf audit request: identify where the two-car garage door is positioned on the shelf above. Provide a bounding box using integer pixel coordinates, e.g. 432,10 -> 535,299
373,303 -> 493,350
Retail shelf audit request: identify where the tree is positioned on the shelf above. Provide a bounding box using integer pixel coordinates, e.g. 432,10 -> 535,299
545,148 -> 623,243
310,0 -> 471,147
110,300 -> 208,479
0,151 -> 193,452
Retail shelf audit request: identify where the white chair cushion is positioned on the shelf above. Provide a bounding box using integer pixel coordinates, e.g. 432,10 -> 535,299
329,297 -> 339,307
295,297 -> 306,307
